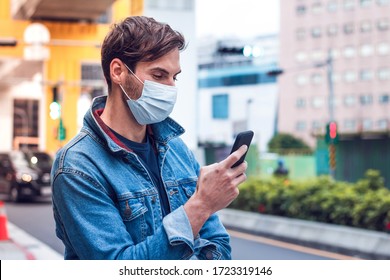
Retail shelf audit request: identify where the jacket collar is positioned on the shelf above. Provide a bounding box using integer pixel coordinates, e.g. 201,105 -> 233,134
84,95 -> 185,151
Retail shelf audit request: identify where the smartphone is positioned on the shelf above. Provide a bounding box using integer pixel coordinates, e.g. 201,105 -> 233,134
230,130 -> 254,168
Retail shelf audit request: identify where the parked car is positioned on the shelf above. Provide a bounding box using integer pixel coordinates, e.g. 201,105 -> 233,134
0,150 -> 53,202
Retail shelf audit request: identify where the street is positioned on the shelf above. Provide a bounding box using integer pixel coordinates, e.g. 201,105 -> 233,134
2,196 -> 65,255
2,197 -> 351,260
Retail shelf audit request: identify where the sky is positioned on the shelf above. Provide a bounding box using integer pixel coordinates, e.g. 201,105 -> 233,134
195,0 -> 280,39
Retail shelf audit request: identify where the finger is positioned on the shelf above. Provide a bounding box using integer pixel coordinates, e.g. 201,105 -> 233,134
232,172 -> 247,186
232,161 -> 247,176
220,145 -> 248,168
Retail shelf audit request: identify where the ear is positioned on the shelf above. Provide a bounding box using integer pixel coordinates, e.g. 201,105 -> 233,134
110,58 -> 126,86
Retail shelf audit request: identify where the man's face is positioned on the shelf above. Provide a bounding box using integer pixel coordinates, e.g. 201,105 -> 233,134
123,48 -> 181,100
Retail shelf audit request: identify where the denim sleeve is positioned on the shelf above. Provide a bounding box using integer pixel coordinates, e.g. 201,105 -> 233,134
52,171 -> 195,260
196,213 -> 232,260
163,206 -> 231,260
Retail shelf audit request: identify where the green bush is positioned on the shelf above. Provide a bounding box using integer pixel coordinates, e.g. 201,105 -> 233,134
230,169 -> 390,232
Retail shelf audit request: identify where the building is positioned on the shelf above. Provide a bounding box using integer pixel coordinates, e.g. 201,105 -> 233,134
197,35 -> 279,153
278,0 -> 390,147
0,0 -> 143,154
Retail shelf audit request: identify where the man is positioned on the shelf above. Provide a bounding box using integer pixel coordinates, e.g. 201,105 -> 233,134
51,16 -> 248,260
273,159 -> 289,178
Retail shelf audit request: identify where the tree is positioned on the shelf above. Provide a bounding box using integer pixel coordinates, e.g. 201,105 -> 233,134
268,133 -> 312,154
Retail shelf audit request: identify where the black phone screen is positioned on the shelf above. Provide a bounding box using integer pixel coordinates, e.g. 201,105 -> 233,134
230,130 -> 254,168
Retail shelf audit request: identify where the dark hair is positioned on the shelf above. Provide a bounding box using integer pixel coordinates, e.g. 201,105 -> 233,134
101,16 -> 186,92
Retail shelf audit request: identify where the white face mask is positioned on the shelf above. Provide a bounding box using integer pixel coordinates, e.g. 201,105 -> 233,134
119,64 -> 177,125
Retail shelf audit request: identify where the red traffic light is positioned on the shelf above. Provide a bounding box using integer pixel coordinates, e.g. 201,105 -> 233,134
329,122 -> 337,139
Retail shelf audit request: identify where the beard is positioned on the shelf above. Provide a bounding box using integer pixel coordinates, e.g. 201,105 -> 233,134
123,74 -> 143,100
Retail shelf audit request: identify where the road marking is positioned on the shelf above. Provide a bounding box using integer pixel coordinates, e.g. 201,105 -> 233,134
228,229 -> 362,260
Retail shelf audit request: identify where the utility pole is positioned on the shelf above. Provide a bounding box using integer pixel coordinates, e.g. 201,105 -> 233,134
326,49 -> 336,179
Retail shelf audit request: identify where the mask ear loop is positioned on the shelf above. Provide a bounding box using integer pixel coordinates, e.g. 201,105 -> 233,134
123,63 -> 144,85
119,83 -> 135,101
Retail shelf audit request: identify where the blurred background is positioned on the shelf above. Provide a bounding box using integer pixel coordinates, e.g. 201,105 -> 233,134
0,0 -> 390,260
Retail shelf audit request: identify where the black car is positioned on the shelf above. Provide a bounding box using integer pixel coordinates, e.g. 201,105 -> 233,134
0,150 -> 53,202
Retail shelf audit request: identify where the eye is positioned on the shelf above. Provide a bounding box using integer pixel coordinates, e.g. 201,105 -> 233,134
152,74 -> 163,80
173,76 -> 178,82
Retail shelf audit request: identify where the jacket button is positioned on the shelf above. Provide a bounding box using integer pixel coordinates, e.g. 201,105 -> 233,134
151,196 -> 156,203
206,251 -> 214,260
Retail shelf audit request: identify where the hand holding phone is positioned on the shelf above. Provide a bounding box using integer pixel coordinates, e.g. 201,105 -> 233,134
230,130 -> 254,168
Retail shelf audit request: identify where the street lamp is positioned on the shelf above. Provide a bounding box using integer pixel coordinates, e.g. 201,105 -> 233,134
267,49 -> 337,178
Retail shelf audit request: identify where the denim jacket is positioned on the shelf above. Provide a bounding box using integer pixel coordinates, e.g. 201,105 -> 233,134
51,96 -> 231,260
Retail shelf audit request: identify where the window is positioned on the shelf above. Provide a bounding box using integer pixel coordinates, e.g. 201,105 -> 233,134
312,2 -> 323,14
331,48 -> 340,59
360,44 -> 374,57
362,119 -> 373,130
312,97 -> 324,108
377,0 -> 390,6
81,63 -> 105,98
377,42 -> 390,56
344,0 -> 356,10
296,98 -> 306,108
81,63 -> 104,81
360,69 -> 374,81
296,28 -> 306,40
378,68 -> 390,80
343,22 -> 354,34
344,71 -> 358,83
296,5 -> 307,15
311,27 -> 322,38
296,121 -> 307,131
343,46 -> 356,58
212,94 -> 229,119
379,93 -> 390,104
311,49 -> 325,61
295,51 -> 308,63
13,99 -> 39,140
360,94 -> 373,105
377,119 -> 388,130
360,0 -> 373,7
331,72 -> 341,83
377,18 -> 389,31
312,73 -> 324,84
296,75 -> 309,86
344,119 -> 357,130
312,120 -> 323,130
360,20 -> 372,33
327,1 -> 338,12
344,95 -> 357,107
328,24 -> 338,36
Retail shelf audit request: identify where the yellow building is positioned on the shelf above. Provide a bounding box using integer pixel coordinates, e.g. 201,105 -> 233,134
0,0 -> 143,154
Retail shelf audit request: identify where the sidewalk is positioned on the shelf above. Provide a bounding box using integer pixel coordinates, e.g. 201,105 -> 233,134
219,208 -> 390,260
0,222 -> 62,260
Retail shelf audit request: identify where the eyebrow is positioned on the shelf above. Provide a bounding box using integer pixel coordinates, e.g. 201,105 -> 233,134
150,67 -> 181,76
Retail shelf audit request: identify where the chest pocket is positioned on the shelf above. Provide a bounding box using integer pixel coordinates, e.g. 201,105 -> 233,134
118,191 -> 154,243
166,177 -> 197,211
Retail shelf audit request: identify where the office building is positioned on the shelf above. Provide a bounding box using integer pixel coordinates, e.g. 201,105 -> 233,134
197,35 -> 279,153
279,0 -> 390,147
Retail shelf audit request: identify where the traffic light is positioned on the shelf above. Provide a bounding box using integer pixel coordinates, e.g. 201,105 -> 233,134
49,86 -> 61,120
325,121 -> 338,144
217,46 -> 245,55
